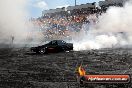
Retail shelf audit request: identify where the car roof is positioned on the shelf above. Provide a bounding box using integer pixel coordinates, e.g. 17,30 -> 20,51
52,40 -> 64,42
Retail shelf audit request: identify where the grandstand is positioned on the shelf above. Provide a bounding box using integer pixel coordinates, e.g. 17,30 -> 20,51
99,0 -> 128,10
42,2 -> 96,15
31,0 -> 126,41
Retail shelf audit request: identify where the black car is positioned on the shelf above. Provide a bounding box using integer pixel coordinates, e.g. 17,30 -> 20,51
31,40 -> 73,54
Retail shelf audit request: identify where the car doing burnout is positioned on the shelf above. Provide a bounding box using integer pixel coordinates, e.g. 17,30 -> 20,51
31,40 -> 73,54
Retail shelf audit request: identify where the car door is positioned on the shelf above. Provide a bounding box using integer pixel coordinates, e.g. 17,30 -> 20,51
57,40 -> 67,51
47,40 -> 58,52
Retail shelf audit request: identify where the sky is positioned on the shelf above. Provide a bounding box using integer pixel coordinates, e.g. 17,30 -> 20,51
28,0 -> 103,18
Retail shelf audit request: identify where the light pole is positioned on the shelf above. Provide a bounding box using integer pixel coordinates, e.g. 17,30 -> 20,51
75,0 -> 76,6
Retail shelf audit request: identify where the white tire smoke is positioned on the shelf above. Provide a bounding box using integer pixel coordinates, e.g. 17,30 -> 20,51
73,1 -> 132,51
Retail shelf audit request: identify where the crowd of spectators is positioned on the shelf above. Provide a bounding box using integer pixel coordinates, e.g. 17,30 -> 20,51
30,2 -> 123,41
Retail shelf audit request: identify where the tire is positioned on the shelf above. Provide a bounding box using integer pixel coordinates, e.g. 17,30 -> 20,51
39,48 -> 47,54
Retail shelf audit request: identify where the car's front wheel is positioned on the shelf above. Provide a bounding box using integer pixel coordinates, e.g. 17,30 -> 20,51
39,48 -> 47,54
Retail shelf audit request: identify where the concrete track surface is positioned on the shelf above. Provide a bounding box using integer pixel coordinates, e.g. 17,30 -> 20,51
0,48 -> 132,88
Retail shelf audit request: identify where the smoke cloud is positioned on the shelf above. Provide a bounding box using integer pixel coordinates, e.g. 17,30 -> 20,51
73,1 -> 132,51
0,0 -> 33,46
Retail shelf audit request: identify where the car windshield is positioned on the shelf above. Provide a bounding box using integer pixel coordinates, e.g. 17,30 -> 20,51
52,40 -> 57,45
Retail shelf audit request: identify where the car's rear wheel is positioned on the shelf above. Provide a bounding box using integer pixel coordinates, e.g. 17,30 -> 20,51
39,48 -> 47,54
